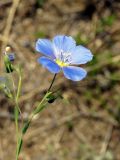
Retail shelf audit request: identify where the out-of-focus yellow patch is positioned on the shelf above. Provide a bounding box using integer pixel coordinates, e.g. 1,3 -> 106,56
56,59 -> 68,67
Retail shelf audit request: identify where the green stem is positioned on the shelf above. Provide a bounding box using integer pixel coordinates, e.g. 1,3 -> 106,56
16,68 -> 22,102
7,65 -> 19,160
17,74 -> 57,158
15,67 -> 22,160
15,102 -> 19,160
16,68 -> 23,118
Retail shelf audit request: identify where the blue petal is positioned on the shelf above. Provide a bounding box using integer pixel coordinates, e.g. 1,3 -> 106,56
36,39 -> 55,58
70,45 -> 93,65
53,35 -> 76,57
38,57 -> 61,73
63,66 -> 87,81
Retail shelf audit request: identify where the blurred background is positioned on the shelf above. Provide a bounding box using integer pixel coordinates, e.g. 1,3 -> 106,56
0,0 -> 120,159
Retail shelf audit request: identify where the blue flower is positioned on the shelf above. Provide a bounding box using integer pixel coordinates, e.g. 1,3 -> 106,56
36,35 -> 93,81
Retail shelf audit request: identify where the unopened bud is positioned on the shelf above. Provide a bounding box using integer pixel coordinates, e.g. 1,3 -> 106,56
4,54 -> 14,73
46,93 -> 56,103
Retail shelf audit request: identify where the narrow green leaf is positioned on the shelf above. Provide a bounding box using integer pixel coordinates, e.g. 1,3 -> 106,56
17,138 -> 23,155
33,103 -> 46,115
22,120 -> 30,134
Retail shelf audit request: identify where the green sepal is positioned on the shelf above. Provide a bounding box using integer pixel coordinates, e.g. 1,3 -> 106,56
46,92 -> 56,103
4,54 -> 14,73
46,91 -> 63,103
46,94 -> 56,103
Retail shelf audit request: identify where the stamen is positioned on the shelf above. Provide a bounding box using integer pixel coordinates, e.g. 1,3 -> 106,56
56,59 -> 68,67
59,50 -> 71,63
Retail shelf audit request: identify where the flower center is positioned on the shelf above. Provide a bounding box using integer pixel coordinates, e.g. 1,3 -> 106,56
56,59 -> 68,67
60,50 -> 71,63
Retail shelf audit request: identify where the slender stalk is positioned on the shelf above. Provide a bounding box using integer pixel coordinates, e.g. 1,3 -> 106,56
16,68 -> 23,118
7,65 -> 19,160
15,69 -> 22,160
15,102 -> 19,160
16,74 -> 57,158
16,69 -> 22,102
47,74 -> 57,92
4,54 -> 22,160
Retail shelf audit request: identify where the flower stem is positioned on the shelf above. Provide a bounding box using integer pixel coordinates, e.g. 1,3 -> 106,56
15,68 -> 22,160
7,65 -> 20,160
15,102 -> 19,160
47,74 -> 57,92
16,73 -> 57,158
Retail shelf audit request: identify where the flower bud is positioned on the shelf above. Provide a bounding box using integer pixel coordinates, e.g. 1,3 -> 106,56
4,46 -> 15,73
4,54 -> 14,73
46,93 -> 56,103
